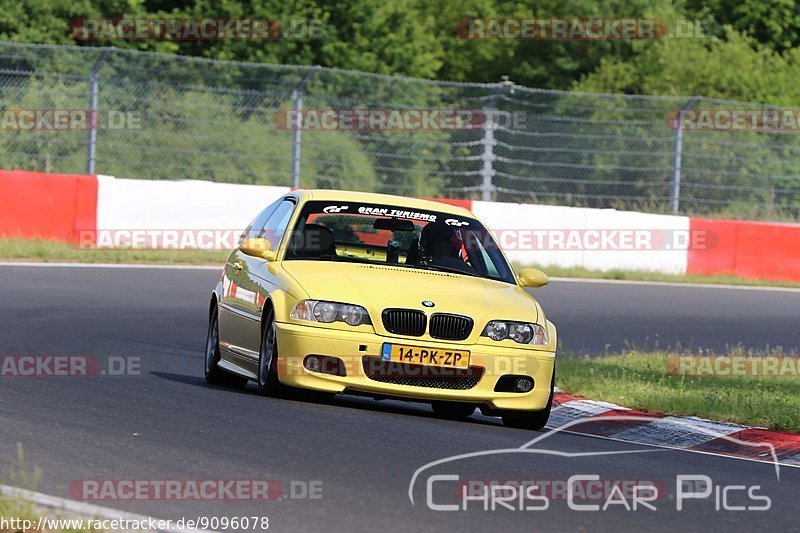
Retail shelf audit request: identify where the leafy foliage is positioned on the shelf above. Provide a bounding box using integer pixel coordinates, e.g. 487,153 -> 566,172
2,0 -> 799,105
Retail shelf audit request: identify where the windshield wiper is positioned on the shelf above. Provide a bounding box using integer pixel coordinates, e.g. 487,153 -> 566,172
409,263 -> 481,278
316,254 -> 371,264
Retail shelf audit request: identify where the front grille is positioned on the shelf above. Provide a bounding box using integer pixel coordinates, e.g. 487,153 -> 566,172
362,357 -> 483,390
382,308 -> 426,336
429,313 -> 473,341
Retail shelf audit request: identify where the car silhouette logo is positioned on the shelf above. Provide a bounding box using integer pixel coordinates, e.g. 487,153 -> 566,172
422,300 -> 435,308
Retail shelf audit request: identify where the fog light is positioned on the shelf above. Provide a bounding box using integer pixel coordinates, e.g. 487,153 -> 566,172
494,374 -> 535,393
303,355 -> 347,377
514,377 -> 534,393
304,355 -> 321,372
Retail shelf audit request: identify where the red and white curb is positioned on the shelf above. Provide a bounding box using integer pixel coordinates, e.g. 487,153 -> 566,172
550,389 -> 800,468
0,483 -> 212,533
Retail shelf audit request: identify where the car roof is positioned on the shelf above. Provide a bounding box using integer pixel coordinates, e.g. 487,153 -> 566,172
293,189 -> 475,218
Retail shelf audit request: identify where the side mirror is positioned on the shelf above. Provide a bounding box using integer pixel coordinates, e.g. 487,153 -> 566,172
240,238 -> 277,261
517,267 -> 549,288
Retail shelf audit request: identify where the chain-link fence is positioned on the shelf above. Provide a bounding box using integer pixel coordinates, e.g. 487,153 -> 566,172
2,41 -> 799,220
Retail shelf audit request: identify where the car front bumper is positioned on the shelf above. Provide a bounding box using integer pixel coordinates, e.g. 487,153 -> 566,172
274,321 -> 555,411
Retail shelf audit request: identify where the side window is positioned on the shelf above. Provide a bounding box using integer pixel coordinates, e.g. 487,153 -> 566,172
240,198 -> 281,243
260,199 -> 296,246
464,229 -> 508,281
477,242 -> 500,278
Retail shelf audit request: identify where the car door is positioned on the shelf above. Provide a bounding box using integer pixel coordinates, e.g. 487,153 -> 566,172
218,199 -> 280,370
221,198 -> 297,371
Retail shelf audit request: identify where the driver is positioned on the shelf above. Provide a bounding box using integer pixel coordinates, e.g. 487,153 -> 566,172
417,223 -> 475,273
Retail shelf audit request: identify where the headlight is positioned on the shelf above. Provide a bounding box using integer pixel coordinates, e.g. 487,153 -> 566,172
313,302 -> 337,323
482,320 -> 547,345
291,300 -> 372,326
485,321 -> 508,341
338,304 -> 369,326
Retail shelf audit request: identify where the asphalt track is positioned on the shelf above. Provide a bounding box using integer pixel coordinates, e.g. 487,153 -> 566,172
1,264 -> 799,532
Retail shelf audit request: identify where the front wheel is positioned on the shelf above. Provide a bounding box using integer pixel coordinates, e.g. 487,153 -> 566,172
205,304 -> 248,389
500,370 -> 555,431
256,309 -> 283,396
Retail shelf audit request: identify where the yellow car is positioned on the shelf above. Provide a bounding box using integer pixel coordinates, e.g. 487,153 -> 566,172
205,190 -> 557,429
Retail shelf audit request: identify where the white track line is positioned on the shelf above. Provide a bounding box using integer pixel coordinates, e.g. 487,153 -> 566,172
0,483 -> 212,532
0,261 -> 219,270
557,427 -> 800,472
549,276 -> 800,293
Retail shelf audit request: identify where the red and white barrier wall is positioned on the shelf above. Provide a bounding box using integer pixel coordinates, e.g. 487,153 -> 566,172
2,169 -> 799,282
0,169 -> 98,242
687,218 -> 800,282
95,174 -> 288,234
470,201 -> 690,274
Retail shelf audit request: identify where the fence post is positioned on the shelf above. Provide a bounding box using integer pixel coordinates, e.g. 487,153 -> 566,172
86,48 -> 112,175
479,76 -> 513,201
290,65 -> 320,189
479,110 -> 496,201
671,96 -> 700,214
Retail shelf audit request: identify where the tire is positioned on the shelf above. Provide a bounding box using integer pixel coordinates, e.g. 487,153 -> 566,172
431,401 -> 475,420
205,303 -> 248,389
256,308 -> 284,396
500,369 -> 555,431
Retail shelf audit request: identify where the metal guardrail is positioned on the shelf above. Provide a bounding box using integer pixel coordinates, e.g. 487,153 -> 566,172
1,41 -> 799,220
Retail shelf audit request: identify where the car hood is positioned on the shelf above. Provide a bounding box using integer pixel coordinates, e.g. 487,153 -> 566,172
281,261 -> 539,339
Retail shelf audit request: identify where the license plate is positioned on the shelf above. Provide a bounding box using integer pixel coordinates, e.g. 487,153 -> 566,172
381,343 -> 470,368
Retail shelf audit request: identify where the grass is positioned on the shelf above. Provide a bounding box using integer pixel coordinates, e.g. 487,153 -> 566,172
0,445 -> 96,533
0,238 -> 227,265
523,263 -> 800,289
0,444 -> 92,533
0,445 -> 40,531
558,351 -> 800,433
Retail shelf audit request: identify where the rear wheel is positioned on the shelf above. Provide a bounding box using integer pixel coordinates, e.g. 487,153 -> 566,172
205,304 -> 248,389
256,309 -> 283,396
431,401 -> 475,420
501,369 -> 555,431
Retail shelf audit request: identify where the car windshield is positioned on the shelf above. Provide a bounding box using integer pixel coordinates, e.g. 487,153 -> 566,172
284,200 -> 516,284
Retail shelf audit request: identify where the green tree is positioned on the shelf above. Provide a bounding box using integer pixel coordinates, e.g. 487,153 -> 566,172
574,28 -> 800,106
